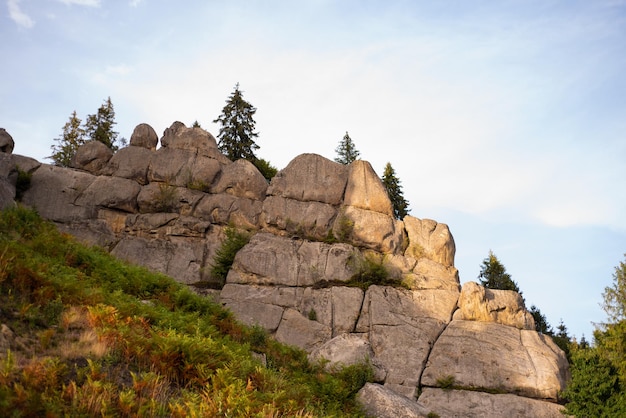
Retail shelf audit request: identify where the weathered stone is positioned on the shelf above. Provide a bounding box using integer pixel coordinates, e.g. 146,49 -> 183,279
211,158 -> 267,200
331,287 -> 365,336
111,235 -> 205,284
0,128 -> 15,154
402,258 -> 460,291
418,388 -> 566,418
227,233 -> 359,287
0,154 -> 16,209
261,195 -> 337,240
160,121 -> 186,147
267,153 -> 348,205
193,194 -> 262,229
76,176 -> 141,213
160,122 -> 218,154
11,154 -> 41,174
355,286 -> 459,399
453,281 -> 535,329
147,147 -> 196,186
344,160 -> 394,216
335,205 -> 404,254
357,383 -> 430,418
21,164 -> 96,222
71,141 -> 114,174
56,219 -> 118,250
421,320 -> 570,401
102,146 -> 153,184
187,155 -> 223,191
274,308 -> 331,351
309,333 -> 372,368
137,183 -> 204,215
404,216 -> 456,267
129,123 -> 158,150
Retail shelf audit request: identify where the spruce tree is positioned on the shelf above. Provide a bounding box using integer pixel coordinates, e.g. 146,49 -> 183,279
529,304 -> 553,335
49,110 -> 86,167
213,83 -> 259,161
334,131 -> 360,164
84,97 -> 121,151
478,250 -> 521,293
382,162 -> 410,220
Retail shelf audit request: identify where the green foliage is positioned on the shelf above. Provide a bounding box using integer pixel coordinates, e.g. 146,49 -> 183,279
436,374 -> 456,390
84,97 -> 124,151
49,110 -> 86,167
334,210 -> 354,243
253,157 -> 278,181
382,162 -> 410,220
602,254 -> 626,324
0,206 -> 371,416
334,131 -> 360,165
307,308 -> 318,321
530,304 -> 553,335
15,166 -> 32,201
477,250 -> 521,293
213,83 -> 260,162
427,412 -> 441,418
209,226 -> 251,287
154,182 -> 178,212
349,254 -> 393,289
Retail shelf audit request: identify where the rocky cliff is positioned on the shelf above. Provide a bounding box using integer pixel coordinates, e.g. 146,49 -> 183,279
0,123 -> 570,417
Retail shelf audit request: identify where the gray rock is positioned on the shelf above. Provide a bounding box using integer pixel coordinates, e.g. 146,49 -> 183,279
421,320 -> 570,401
261,195 -> 338,241
76,175 -> 141,213
274,308 -> 332,351
211,158 -> 268,200
129,123 -> 158,150
453,281 -> 535,329
102,145 -> 153,184
357,383 -> 430,418
344,160 -> 394,216
267,153 -> 348,205
148,147 -> 196,186
335,205 -> 404,254
0,154 -> 16,209
401,257 -> 461,291
160,122 -> 218,155
56,219 -> 118,250
404,216 -> 456,267
70,141 -> 114,174
309,333 -> 373,369
0,128 -> 15,154
418,388 -> 566,418
193,193 -> 262,229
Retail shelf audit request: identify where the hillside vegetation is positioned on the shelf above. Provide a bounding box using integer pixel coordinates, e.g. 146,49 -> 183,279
0,206 -> 372,417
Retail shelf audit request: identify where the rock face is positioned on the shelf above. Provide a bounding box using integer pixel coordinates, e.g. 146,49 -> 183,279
0,128 -> 15,154
1,121 -> 570,417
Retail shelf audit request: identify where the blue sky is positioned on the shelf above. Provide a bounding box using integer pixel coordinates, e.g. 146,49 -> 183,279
2,0 -> 625,340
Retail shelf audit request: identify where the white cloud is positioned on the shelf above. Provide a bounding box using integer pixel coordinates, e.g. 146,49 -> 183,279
57,0 -> 100,7
129,0 -> 142,7
7,0 -> 35,28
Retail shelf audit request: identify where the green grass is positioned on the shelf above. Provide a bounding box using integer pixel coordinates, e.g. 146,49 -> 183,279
0,206 -> 371,417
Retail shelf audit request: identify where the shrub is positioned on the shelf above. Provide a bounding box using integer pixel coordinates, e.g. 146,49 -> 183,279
154,182 -> 178,212
334,211 -> 354,243
437,375 -> 456,390
209,227 -> 251,287
349,254 -> 390,289
15,166 -> 32,201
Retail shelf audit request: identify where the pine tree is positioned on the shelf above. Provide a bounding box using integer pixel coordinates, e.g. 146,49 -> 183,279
382,162 -> 410,220
49,110 -> 86,167
334,131 -> 360,164
213,83 -> 259,161
84,97 -> 121,151
602,254 -> 626,324
478,250 -> 521,293
529,304 -> 553,335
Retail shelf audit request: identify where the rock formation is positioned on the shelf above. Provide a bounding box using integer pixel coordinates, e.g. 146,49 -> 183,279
0,124 -> 570,417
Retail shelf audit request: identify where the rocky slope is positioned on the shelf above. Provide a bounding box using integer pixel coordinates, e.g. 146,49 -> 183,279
0,123 -> 570,417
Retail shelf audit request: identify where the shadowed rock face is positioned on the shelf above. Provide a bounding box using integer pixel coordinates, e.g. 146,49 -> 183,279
1,122 -> 569,417
0,128 -> 15,154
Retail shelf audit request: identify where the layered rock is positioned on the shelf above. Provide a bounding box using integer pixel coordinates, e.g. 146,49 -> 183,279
0,123 -> 570,417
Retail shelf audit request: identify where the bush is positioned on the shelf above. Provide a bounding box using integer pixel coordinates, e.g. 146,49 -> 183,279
15,167 -> 32,201
349,254 -> 391,289
154,182 -> 178,212
209,227 -> 251,287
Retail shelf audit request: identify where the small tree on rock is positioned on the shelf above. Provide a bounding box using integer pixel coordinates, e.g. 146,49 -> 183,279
478,250 -> 521,293
49,110 -> 86,167
213,83 -> 259,161
334,131 -> 360,164
84,97 -> 122,151
382,162 -> 410,220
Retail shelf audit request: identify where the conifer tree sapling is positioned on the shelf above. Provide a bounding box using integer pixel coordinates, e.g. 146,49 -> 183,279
477,250 -> 521,293
213,83 -> 260,162
84,97 -> 122,151
49,110 -> 86,167
382,162 -> 410,220
334,131 -> 360,164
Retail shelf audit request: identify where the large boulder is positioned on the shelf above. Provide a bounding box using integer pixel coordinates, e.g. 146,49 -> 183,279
226,233 -> 360,287
404,216 -> 456,267
344,160 -> 394,216
0,128 -> 15,154
129,123 -> 158,150
355,285 -> 459,398
70,141 -> 114,174
334,205 -> 404,254
102,145 -> 153,184
193,194 -> 262,229
261,196 -> 337,240
421,320 -> 570,401
453,281 -> 535,329
274,308 -> 331,351
417,388 -> 566,418
357,383 -> 430,418
75,176 -> 141,213
267,154 -> 348,205
402,258 -> 461,291
210,158 -> 268,200
160,122 -> 227,163
0,154 -> 16,209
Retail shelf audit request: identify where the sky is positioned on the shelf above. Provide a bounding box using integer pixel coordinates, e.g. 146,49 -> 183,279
2,0 -> 625,341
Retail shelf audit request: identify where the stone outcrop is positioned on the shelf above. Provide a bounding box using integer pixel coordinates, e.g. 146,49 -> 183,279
0,128 -> 15,154
0,123 -> 570,417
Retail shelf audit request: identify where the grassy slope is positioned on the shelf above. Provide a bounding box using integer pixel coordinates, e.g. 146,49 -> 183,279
0,207 -> 371,417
